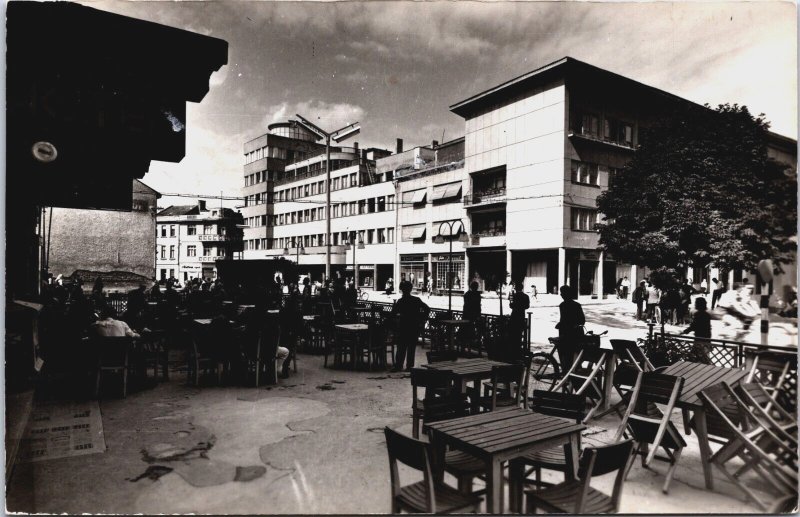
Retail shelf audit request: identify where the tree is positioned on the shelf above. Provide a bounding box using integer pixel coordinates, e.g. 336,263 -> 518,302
596,103 -> 796,287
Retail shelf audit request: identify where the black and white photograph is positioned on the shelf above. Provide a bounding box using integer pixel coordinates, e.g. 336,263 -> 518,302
4,0 -> 798,514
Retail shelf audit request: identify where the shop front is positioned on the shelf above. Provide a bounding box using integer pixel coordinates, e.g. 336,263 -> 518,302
467,247 -> 505,292
432,253 -> 465,294
399,254 -> 428,291
180,263 -> 203,282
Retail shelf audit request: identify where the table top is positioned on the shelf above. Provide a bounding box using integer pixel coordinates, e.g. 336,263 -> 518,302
239,304 -> 256,309
193,318 -> 213,325
267,309 -> 280,314
425,407 -> 585,460
422,357 -> 511,376
352,306 -> 373,312
661,360 -> 748,408
440,319 -> 470,325
302,315 -> 318,321
336,323 -> 369,331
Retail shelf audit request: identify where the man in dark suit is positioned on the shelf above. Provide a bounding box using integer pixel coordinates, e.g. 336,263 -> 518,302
555,285 -> 585,373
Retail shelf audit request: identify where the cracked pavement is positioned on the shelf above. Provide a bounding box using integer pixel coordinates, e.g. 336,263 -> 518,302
7,349 -> 777,514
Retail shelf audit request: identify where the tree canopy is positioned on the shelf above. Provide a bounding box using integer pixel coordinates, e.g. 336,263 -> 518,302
596,103 -> 796,284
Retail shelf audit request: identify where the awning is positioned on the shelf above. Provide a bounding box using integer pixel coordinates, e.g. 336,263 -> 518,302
431,187 -> 448,201
408,227 -> 426,239
410,190 -> 427,204
443,183 -> 462,199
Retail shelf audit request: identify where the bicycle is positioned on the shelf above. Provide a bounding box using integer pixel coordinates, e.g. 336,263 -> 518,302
528,328 -> 608,393
357,288 -> 369,301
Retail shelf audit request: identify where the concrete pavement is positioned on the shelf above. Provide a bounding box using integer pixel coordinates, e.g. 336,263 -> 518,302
7,348 -> 778,514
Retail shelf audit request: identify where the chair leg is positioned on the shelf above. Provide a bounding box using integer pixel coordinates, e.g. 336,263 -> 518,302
682,408 -> 692,435
95,369 -> 102,399
122,368 -> 128,398
412,413 -> 420,439
663,447 -> 682,494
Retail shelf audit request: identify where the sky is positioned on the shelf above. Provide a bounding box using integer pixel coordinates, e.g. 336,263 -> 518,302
81,0 -> 797,209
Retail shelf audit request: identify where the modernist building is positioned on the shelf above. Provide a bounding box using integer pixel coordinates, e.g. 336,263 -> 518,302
47,179 -> 160,290
389,138 -> 473,293
449,57 -> 797,298
155,200 -> 243,282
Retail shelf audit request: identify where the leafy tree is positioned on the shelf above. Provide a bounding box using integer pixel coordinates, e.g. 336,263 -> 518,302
596,103 -> 796,287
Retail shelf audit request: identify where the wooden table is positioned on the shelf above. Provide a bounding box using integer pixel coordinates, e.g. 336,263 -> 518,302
425,407 -> 585,514
193,318 -> 213,325
423,357 -> 511,394
437,319 -> 470,352
661,360 -> 748,489
335,324 -> 370,368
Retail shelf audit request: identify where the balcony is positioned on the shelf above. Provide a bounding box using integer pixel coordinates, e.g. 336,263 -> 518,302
567,131 -> 636,151
465,229 -> 506,248
464,187 -> 507,208
197,234 -> 240,242
198,256 -> 226,263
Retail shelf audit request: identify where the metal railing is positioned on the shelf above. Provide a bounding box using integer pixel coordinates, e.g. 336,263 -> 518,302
463,187 -> 507,207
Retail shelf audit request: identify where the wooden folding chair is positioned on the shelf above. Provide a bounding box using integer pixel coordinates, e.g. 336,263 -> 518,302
520,390 -> 586,487
383,427 -> 483,514
613,372 -> 685,494
475,363 -> 526,412
525,439 -> 636,514
553,340 -> 608,422
698,382 -> 798,510
744,351 -> 796,412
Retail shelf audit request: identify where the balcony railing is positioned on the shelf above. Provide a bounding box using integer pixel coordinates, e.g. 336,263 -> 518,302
198,256 -> 226,263
464,187 -> 507,207
198,234 -> 240,242
472,228 -> 506,237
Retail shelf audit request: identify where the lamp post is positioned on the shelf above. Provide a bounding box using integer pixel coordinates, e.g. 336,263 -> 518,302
433,220 -> 469,317
292,115 -> 361,285
344,232 -> 365,288
283,239 -> 305,281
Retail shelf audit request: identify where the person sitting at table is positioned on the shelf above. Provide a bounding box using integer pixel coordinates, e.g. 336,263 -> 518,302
93,306 -> 140,339
554,284 -> 584,373
390,280 -> 429,372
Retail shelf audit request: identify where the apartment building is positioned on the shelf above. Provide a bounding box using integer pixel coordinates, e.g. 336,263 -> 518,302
155,200 -> 244,282
389,138 -> 472,293
449,56 -> 797,297
247,125 -> 395,288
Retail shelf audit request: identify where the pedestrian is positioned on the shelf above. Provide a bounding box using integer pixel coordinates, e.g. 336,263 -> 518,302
462,281 -> 482,346
646,281 -> 661,323
506,280 -> 530,362
632,281 -> 647,320
616,278 -> 623,299
621,276 -> 630,299
682,297 -> 712,363
390,280 -> 429,371
385,277 -> 394,295
530,283 -> 538,301
710,277 -> 727,309
555,285 -> 585,373
678,278 -> 696,325
424,273 -> 432,298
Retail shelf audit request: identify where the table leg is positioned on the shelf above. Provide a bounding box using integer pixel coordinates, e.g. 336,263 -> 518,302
601,354 -> 616,411
564,433 -> 580,480
486,458 -> 504,514
428,433 -> 447,484
693,407 -> 715,490
509,458 -> 524,513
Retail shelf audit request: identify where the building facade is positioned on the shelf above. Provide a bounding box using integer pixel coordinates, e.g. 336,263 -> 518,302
155,200 -> 243,283
389,138 -> 472,293
449,57 -> 797,298
47,179 -> 160,289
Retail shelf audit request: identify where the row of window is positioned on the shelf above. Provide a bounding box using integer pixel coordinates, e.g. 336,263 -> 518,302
271,194 -> 397,227
157,245 -> 226,260
400,182 -> 462,207
571,207 -> 599,232
570,160 -> 622,187
243,228 -> 396,251
573,111 -> 635,147
244,146 -> 290,165
244,170 -> 268,187
244,191 -> 270,207
159,224 -> 219,237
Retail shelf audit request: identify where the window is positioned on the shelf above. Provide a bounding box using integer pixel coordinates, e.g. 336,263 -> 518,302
310,209 -> 316,221
367,229 -> 374,244
358,200 -> 366,214
318,207 -> 324,220
160,226 -> 167,237
350,173 -> 357,187
619,123 -> 633,146
377,228 -> 386,243
310,183 -> 316,195
377,196 -> 386,212
170,225 -> 176,237
387,228 -> 394,243
169,245 -> 175,259
160,246 -> 166,259
571,160 -> 599,186
367,198 -> 376,213
571,208 -> 598,231
402,224 -> 426,241
297,211 -> 304,223
169,269 -> 175,279
387,195 -> 395,209
187,245 -> 197,257
581,113 -> 600,138
349,201 -> 357,215
318,181 -> 325,194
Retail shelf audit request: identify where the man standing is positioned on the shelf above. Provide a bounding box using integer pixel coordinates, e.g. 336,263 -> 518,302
632,281 -> 647,321
646,281 -> 661,323
621,276 -> 631,300
555,285 -> 585,373
390,280 -> 429,372
711,277 -> 727,309
506,280 -> 530,362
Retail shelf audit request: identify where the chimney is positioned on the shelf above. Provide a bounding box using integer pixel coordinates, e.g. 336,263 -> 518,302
432,140 -> 439,148
197,200 -> 206,212
396,138 -> 404,154
353,141 -> 359,153
361,149 -> 368,162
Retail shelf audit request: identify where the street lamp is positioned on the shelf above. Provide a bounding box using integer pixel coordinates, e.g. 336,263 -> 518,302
433,220 -> 469,317
344,232 -> 365,288
283,239 -> 305,276
292,114 -> 361,285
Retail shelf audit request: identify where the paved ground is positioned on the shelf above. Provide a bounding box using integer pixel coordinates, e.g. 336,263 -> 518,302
7,347 -> 781,515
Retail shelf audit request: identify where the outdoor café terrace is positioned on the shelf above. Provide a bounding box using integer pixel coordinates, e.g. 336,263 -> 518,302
6,283 -> 797,514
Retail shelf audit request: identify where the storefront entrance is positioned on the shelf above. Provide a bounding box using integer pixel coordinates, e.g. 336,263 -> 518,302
400,254 -> 427,291
467,248 -> 505,292
432,253 -> 465,294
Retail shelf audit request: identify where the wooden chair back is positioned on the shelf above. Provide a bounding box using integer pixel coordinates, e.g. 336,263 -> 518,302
575,439 -> 636,513
427,350 -> 459,363
490,363 -> 525,409
531,390 -> 586,422
614,372 -> 685,451
698,382 -> 744,440
92,336 -> 133,364
734,382 -> 795,423
383,427 -> 435,512
411,367 -> 454,398
610,339 -> 656,372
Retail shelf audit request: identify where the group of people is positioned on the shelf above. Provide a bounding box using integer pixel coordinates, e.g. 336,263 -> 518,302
631,278 -> 700,326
